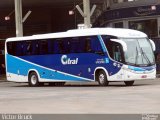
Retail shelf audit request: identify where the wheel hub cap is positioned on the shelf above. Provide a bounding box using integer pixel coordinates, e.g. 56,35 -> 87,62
31,75 -> 37,85
99,74 -> 105,84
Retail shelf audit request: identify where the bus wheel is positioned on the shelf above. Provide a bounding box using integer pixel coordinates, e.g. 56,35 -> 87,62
97,70 -> 108,86
29,72 -> 40,87
124,81 -> 134,86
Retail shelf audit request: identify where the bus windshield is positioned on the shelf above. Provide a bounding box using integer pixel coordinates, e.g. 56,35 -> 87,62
121,38 -> 155,66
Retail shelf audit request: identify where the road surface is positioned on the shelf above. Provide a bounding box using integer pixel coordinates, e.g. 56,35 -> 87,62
0,79 -> 160,114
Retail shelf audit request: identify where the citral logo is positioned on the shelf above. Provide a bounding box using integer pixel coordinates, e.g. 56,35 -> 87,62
61,55 -> 78,65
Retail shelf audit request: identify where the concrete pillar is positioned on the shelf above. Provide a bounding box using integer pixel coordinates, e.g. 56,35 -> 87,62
83,0 -> 91,28
15,0 -> 23,37
123,20 -> 129,29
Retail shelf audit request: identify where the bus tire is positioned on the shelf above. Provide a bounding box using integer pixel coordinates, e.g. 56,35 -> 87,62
28,72 -> 40,87
97,70 -> 109,86
124,81 -> 134,86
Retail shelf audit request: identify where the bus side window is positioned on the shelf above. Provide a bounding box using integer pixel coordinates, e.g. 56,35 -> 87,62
113,45 -> 122,62
58,40 -> 65,54
104,38 -> 123,62
53,40 -> 59,54
79,37 -> 85,53
7,42 -> 16,56
84,36 -> 103,54
90,36 -> 103,54
85,38 -> 92,53
32,40 -> 39,55
70,37 -> 80,53
35,41 -> 39,55
16,42 -> 24,56
39,40 -> 48,55
21,41 -> 26,55
26,41 -> 32,55
105,40 -> 113,57
63,38 -> 70,53
48,39 -> 54,54
56,39 -> 69,54
54,39 -> 66,54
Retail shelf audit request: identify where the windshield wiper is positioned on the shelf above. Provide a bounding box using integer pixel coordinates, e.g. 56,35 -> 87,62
135,47 -> 138,66
136,39 -> 152,66
140,47 -> 152,65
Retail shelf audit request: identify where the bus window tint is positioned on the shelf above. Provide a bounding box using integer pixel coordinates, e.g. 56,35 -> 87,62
63,38 -> 70,53
90,36 -> 103,54
7,36 -> 103,56
69,37 -> 81,53
32,41 -> 39,55
54,39 -> 65,54
85,38 -> 92,52
26,41 -> 32,55
39,40 -> 48,55
48,40 -> 54,54
102,36 -> 123,62
104,39 -> 113,57
7,42 -> 16,56
112,44 -> 122,62
84,36 -> 103,54
58,40 -> 64,54
69,36 -> 103,53
7,41 -> 24,56
103,36 -> 123,62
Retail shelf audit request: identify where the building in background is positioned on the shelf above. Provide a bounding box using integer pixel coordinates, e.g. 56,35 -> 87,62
0,0 -> 104,75
1,0 -> 160,73
0,0 -> 104,39
94,0 -> 160,72
95,0 -> 160,38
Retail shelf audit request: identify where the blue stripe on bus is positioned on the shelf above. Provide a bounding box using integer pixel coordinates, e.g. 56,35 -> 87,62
98,35 -> 107,53
128,65 -> 155,72
6,54 -> 93,82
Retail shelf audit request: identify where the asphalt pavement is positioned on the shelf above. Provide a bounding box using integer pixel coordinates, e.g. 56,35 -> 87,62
0,78 -> 160,114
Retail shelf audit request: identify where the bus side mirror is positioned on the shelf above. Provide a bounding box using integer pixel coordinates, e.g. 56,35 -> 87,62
121,42 -> 127,52
149,39 -> 156,51
110,39 -> 127,52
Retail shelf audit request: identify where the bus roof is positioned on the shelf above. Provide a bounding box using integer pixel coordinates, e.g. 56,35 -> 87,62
6,28 -> 147,42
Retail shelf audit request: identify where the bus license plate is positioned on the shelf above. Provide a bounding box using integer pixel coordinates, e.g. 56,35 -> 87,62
141,75 -> 147,78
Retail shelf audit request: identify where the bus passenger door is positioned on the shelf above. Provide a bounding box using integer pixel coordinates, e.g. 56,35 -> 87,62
108,42 -> 125,81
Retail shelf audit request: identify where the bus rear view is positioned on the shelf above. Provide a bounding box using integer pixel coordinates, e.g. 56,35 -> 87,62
5,28 -> 156,86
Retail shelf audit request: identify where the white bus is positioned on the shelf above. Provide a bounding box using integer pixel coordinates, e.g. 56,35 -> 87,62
5,28 -> 156,86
